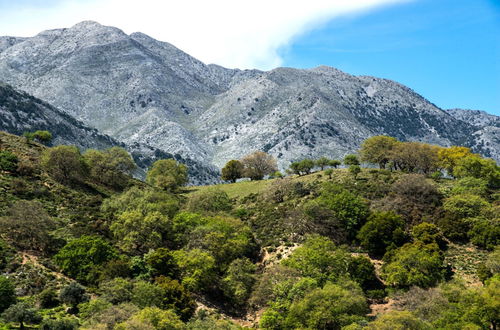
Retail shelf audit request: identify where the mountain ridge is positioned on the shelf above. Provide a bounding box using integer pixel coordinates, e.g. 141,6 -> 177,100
0,21 -> 498,172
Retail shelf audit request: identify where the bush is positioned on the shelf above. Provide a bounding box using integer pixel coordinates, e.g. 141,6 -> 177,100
155,276 -> 196,321
41,145 -> 88,184
382,243 -> 445,288
284,280 -> 368,329
357,211 -> 407,257
84,147 -> 136,189
468,218 -> 500,250
60,282 -> 89,310
0,150 -> 18,172
186,188 -> 232,213
221,258 -> 256,306
54,236 -> 118,284
146,159 -> 188,191
39,287 -> 60,308
0,276 -> 15,312
40,317 -> 79,330
411,222 -> 447,250
443,194 -> 490,219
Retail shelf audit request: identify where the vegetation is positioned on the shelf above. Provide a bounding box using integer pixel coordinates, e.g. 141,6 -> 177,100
0,129 -> 498,329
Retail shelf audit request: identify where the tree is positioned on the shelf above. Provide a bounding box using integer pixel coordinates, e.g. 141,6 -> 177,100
282,235 -> 351,285
172,249 -> 216,292
344,154 -> 360,166
382,243 -> 445,288
438,146 -> 473,176
390,142 -> 440,174
186,188 -> 232,213
40,318 -> 79,330
349,164 -> 361,179
366,311 -> 431,330
453,156 -> 500,188
110,210 -> 171,254
144,248 -> 178,278
146,159 -> 188,191
357,211 -> 407,257
468,218 -> 499,250
84,147 -> 136,189
240,151 -> 277,180
411,222 -> 447,250
54,236 -> 118,284
117,307 -> 184,330
0,150 -> 18,172
221,160 -> 244,183
285,280 -> 369,329
289,159 -> 315,176
221,258 -> 256,306
359,135 -> 399,169
315,157 -> 331,170
0,200 -> 56,252
59,282 -> 89,312
329,159 -> 341,168
442,194 -> 490,219
1,302 -> 41,330
0,276 -> 15,312
155,276 -> 196,321
41,145 -> 88,184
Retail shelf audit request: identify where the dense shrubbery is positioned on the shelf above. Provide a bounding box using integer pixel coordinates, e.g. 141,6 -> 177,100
0,131 -> 499,328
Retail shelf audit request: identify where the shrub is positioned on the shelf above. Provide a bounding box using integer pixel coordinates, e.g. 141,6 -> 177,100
468,218 -> 500,250
0,276 -> 15,312
54,236 -> 118,284
146,159 -> 188,192
357,211 -> 407,257
0,150 -> 18,172
221,258 -> 256,306
186,188 -> 232,213
41,145 -> 88,184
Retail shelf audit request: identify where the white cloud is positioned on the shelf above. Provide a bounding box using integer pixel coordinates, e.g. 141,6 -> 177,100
0,0 -> 410,69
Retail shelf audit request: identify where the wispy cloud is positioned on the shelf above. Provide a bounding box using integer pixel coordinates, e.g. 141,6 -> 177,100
0,0 -> 410,69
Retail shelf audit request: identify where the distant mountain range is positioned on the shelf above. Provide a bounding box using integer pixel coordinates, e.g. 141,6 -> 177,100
0,21 -> 498,181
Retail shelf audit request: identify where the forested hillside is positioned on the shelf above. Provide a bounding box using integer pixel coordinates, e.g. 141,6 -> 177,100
0,130 -> 498,329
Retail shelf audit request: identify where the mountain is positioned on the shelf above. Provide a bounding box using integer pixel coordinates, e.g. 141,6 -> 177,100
0,21 -> 498,172
0,83 -> 219,183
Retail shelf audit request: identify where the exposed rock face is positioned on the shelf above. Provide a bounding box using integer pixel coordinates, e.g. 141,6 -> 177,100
0,21 -> 498,175
0,83 -> 219,183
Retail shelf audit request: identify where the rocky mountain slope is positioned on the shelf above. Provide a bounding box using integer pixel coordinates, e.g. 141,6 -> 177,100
0,83 -> 219,183
0,21 -> 498,171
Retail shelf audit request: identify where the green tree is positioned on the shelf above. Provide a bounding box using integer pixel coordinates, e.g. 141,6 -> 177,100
349,164 -> 361,179
100,278 -> 134,304
241,151 -> 278,180
54,236 -> 118,283
118,307 -> 184,330
411,222 -> 447,250
468,218 -> 499,250
359,135 -> 399,169
316,157 -> 331,170
186,188 -> 232,213
146,159 -> 188,191
289,159 -> 315,176
329,159 -> 341,168
357,211 -> 406,257
221,160 -> 244,183
131,281 -> 164,308
453,156 -> 500,188
40,317 -> 79,330
111,210 -> 171,254
41,145 -> 88,184
221,258 -> 256,306
33,130 -> 53,144
365,311 -> 431,330
344,154 -> 360,166
282,235 -> 351,285
437,146 -> 473,176
285,280 -> 369,330
382,243 -> 445,288
84,147 -> 136,189
443,194 -> 490,219
59,282 -> 89,312
2,302 -> 41,330
155,277 -> 196,321
0,276 -> 15,312
145,248 -> 178,278
172,249 -> 216,292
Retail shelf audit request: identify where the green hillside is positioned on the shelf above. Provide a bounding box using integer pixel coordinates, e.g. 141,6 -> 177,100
0,130 -> 499,329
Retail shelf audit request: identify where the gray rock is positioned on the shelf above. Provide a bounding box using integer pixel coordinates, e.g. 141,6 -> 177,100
0,21 -> 498,176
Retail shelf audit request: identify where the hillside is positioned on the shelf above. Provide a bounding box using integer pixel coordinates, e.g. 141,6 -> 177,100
0,131 -> 498,329
0,21 -> 498,173
0,84 -> 220,183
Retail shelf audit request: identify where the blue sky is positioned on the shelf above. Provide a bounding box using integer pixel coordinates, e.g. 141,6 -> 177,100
282,0 -> 500,114
0,0 -> 498,114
